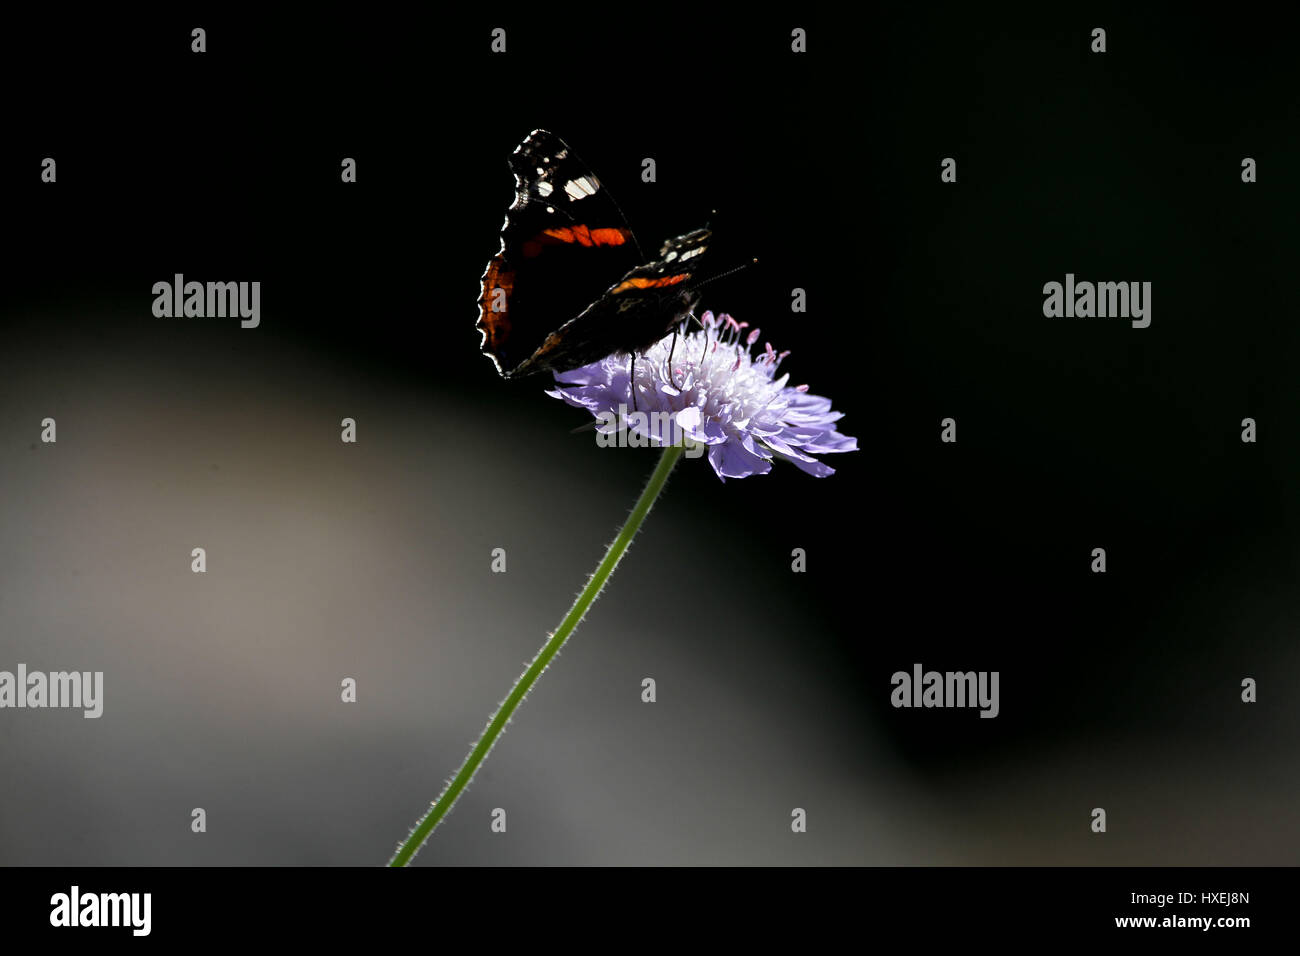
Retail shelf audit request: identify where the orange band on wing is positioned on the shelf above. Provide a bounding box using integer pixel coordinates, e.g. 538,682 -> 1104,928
477,256 -> 514,350
541,225 -> 630,247
611,274 -> 690,293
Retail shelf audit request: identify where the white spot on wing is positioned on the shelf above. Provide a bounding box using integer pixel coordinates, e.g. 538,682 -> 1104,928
564,177 -> 599,200
680,246 -> 705,260
537,180 -> 553,197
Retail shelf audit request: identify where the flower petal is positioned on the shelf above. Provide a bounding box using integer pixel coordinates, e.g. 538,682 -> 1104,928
708,441 -> 773,479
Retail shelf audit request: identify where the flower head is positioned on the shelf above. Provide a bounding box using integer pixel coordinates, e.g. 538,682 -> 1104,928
546,311 -> 857,480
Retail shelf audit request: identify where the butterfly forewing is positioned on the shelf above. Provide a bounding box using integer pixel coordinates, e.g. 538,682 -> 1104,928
476,130 -> 642,376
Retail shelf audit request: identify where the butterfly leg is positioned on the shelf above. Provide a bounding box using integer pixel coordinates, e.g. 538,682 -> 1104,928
681,310 -> 708,373
629,353 -> 638,414
666,328 -> 682,389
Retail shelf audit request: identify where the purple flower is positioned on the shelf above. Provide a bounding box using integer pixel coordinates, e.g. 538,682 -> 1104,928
546,311 -> 857,480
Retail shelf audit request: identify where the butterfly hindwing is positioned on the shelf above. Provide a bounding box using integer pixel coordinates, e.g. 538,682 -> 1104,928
508,227 -> 712,377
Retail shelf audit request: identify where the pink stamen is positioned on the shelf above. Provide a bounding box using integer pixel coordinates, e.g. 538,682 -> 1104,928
795,383 -> 809,392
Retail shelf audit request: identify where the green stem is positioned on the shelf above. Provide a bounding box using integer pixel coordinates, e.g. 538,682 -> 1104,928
389,444 -> 685,866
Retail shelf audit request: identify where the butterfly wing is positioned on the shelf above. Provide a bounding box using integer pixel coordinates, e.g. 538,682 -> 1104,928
477,130 -> 643,377
507,227 -> 712,377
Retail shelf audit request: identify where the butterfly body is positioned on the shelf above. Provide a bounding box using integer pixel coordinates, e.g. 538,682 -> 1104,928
476,129 -> 711,378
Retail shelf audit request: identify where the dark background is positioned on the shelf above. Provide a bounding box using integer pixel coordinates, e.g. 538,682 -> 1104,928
1,8 -> 1296,864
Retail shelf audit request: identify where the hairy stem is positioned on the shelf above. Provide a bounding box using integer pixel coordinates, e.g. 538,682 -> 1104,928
389,444 -> 685,866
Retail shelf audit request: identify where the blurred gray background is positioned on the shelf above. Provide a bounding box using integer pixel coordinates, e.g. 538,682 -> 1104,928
2,309 -> 1297,866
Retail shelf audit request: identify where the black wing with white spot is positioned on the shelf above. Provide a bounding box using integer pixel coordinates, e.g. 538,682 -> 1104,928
477,129 -> 644,376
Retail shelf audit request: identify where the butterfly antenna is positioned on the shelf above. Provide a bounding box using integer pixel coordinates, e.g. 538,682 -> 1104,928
688,257 -> 758,293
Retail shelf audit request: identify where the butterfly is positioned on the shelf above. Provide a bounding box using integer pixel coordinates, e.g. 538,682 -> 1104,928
476,129 -> 713,379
